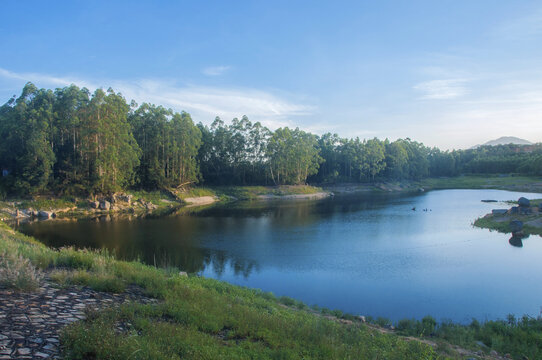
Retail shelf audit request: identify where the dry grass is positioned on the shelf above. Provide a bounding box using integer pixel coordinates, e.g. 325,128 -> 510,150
0,250 -> 43,291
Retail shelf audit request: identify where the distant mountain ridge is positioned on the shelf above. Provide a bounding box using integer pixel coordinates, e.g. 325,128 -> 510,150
471,136 -> 533,149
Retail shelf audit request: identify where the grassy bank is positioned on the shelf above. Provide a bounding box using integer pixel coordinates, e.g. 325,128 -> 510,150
0,221 -> 436,359
420,175 -> 542,193
3,221 -> 542,358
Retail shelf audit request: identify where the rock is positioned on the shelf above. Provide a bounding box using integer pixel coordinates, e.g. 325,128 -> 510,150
490,350 -> 498,357
519,207 -> 532,215
358,315 -> 366,323
179,271 -> 188,277
518,197 -> 530,207
509,220 -> 523,233
117,194 -> 133,204
89,201 -> 99,209
492,209 -> 508,215
99,200 -> 111,211
37,211 -> 54,219
509,206 -> 519,214
145,202 -> 157,211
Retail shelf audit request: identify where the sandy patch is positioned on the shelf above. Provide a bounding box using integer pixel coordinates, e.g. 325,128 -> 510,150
183,196 -> 217,207
257,192 -> 331,200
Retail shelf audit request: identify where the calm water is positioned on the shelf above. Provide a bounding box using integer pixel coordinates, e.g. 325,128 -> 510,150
16,189 -> 542,322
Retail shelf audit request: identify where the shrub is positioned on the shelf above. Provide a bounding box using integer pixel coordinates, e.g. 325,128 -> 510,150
0,250 -> 42,291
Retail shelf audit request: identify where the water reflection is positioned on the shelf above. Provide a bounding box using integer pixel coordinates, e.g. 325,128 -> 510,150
509,233 -> 529,248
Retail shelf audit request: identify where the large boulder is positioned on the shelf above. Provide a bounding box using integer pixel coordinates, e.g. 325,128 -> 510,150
89,201 -> 100,209
38,210 -> 54,219
509,220 -> 523,233
99,200 -> 111,211
518,197 -> 530,207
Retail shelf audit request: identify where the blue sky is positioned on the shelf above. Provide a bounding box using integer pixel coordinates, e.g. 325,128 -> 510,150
1,1 -> 542,149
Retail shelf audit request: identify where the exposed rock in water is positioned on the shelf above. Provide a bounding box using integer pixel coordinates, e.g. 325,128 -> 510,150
89,201 -> 99,209
518,197 -> 530,207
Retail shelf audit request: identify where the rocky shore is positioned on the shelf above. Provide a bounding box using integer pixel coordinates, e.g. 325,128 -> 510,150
475,197 -> 542,238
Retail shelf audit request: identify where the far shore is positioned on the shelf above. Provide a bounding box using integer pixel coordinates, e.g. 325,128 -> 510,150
2,175 -> 542,223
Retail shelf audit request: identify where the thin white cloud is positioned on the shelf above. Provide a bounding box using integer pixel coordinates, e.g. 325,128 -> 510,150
0,67 -> 314,129
413,79 -> 469,100
495,8 -> 542,40
201,65 -> 230,76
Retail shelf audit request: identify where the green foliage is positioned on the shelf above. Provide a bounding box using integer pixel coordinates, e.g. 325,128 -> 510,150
267,127 -> 323,185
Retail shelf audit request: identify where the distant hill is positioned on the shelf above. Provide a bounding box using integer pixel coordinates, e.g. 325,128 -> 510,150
472,136 -> 533,149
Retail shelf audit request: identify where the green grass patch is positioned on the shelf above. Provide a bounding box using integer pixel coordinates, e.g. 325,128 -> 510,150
18,196 -> 77,210
420,175 -> 542,192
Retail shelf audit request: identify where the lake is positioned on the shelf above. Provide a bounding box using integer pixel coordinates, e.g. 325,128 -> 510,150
16,189 -> 542,323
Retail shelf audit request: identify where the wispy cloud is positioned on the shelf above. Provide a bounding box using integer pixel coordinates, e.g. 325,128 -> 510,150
495,7 -> 542,40
201,65 -> 231,76
0,67 -> 314,129
413,79 -> 469,100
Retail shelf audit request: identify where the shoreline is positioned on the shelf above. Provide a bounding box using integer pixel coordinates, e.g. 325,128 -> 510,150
2,175 -> 542,223
0,221 -> 523,359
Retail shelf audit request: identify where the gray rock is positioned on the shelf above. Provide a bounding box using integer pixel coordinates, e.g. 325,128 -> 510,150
89,201 -> 99,209
99,200 -> 111,211
509,220 -> 523,233
520,207 -> 532,215
179,271 -> 188,277
492,209 -> 508,215
518,197 -> 530,207
37,211 -> 54,219
117,194 -> 133,204
509,206 -> 519,214
359,315 -> 366,323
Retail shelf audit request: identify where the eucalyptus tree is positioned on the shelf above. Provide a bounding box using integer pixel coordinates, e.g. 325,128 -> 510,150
267,127 -> 322,185
0,83 -> 56,194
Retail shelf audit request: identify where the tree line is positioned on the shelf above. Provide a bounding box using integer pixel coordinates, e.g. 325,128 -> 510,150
0,83 -> 541,196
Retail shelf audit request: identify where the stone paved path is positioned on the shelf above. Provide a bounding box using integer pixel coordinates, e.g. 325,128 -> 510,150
0,277 -> 157,359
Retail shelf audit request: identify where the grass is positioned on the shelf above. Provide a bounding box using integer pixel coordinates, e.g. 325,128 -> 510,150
474,215 -> 542,236
420,175 -> 542,192
0,250 -> 42,291
18,196 -> 77,210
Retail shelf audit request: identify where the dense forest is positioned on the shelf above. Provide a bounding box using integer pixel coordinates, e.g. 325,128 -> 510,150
0,83 -> 541,196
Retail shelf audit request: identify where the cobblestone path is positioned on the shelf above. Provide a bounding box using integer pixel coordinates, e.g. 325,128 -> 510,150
0,277 -> 157,359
